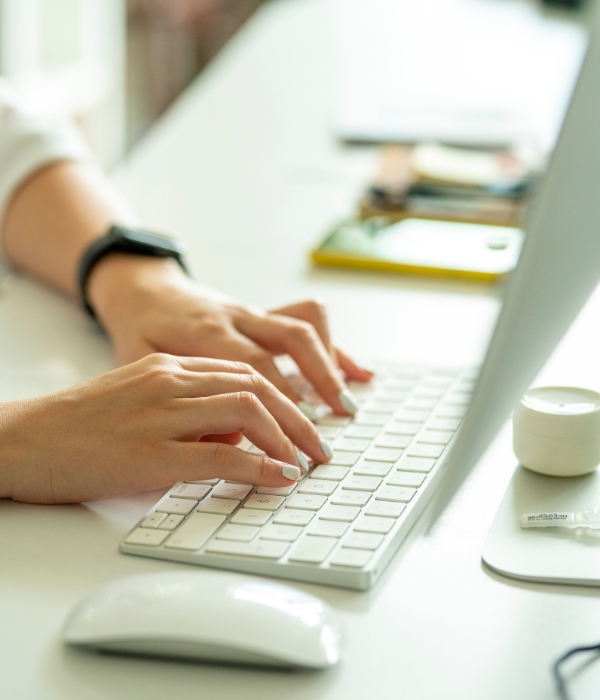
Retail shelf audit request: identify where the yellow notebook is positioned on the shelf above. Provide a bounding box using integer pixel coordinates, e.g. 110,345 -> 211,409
311,218 -> 524,282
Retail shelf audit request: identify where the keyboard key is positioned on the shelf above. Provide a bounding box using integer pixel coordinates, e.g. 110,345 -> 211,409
446,392 -> 472,405
212,482 -> 254,500
205,539 -> 289,559
361,400 -> 398,414
216,524 -> 259,542
230,509 -> 271,526
316,425 -> 342,440
386,421 -> 421,435
353,460 -> 392,477
404,397 -> 437,410
320,504 -> 361,522
418,430 -> 454,445
317,415 -> 350,428
387,471 -> 425,488
330,548 -> 372,568
331,490 -> 371,507
165,512 -> 226,550
141,512 -> 167,528
197,496 -> 239,515
260,524 -> 303,542
329,451 -> 361,466
273,508 -> 314,526
286,494 -> 327,511
334,437 -> 371,452
376,486 -> 416,503
170,483 -> 211,500
157,497 -> 198,516
344,424 -> 379,439
256,483 -> 297,497
413,385 -> 445,398
158,514 -> 185,530
289,536 -> 336,563
428,417 -> 461,431
367,502 -> 406,518
437,404 -> 468,418
408,443 -> 444,459
298,479 -> 338,496
187,478 -> 220,485
125,528 -> 170,546
308,520 -> 349,537
311,465 -> 349,481
373,389 -> 408,402
374,433 -> 411,449
244,494 -> 285,511
354,515 -> 394,534
395,408 -> 430,422
354,412 -> 388,426
342,475 -> 382,492
344,532 -> 384,550
396,456 -> 436,473
364,447 -> 403,463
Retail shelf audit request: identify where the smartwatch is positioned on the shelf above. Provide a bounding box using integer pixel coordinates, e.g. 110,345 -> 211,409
78,225 -> 188,319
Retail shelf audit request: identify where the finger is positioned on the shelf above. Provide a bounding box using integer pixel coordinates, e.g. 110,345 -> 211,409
336,347 -> 375,382
236,314 -> 357,415
172,371 -> 331,463
171,442 -> 302,487
174,356 -> 258,376
270,299 -> 334,355
177,392 -> 303,469
200,329 -> 304,405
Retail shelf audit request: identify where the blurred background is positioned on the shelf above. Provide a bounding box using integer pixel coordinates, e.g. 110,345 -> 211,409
0,0 -> 586,170
0,0 -> 264,167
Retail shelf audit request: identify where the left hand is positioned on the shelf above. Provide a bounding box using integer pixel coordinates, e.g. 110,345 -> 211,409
87,255 -> 373,415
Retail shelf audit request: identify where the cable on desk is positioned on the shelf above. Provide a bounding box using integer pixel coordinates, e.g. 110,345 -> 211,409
553,641 -> 600,700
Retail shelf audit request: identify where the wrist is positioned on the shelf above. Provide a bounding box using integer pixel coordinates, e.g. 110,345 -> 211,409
87,253 -> 185,326
0,400 -> 27,499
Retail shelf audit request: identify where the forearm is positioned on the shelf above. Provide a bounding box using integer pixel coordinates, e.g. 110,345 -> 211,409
1,160 -> 138,297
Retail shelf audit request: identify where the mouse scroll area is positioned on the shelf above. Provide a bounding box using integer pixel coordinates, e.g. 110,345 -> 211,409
62,571 -> 343,670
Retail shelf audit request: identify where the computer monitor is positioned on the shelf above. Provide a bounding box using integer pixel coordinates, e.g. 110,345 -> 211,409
434,4 -> 600,518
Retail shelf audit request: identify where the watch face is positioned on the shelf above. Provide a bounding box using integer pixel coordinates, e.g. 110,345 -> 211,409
112,226 -> 186,256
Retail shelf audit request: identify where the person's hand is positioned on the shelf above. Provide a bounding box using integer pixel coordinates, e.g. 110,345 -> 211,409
0,354 -> 333,504
87,255 -> 373,416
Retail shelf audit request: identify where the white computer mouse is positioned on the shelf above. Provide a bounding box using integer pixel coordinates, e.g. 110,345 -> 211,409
61,570 -> 343,669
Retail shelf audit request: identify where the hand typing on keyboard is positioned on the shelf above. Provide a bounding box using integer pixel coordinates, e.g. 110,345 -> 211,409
0,354 -> 335,505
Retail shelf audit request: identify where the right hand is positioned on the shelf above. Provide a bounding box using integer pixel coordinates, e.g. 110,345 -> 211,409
0,354 -> 332,504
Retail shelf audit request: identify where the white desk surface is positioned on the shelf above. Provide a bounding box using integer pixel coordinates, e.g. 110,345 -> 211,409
2,0 -> 600,698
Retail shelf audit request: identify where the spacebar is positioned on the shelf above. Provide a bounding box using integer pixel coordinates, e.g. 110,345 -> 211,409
165,513 -> 226,550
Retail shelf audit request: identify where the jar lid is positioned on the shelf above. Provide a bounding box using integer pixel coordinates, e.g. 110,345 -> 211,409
513,386 -> 600,438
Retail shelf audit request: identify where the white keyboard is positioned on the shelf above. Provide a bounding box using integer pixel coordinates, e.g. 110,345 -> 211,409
120,362 -> 476,590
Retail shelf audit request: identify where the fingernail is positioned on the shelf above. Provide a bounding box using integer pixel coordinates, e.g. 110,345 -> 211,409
319,438 -> 334,459
296,449 -> 310,473
281,464 -> 301,481
298,401 -> 319,422
338,389 -> 359,414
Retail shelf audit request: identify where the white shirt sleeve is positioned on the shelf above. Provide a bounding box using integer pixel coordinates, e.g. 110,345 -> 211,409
0,77 -> 93,261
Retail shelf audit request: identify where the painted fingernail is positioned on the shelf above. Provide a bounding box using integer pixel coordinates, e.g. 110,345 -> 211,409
296,449 -> 310,473
319,438 -> 334,459
338,389 -> 359,414
298,401 -> 319,422
281,464 -> 301,481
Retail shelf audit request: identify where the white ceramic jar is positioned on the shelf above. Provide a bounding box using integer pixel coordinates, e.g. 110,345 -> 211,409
513,387 -> 600,477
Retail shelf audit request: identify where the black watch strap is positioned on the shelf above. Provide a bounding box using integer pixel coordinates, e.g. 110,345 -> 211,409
78,225 -> 188,319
